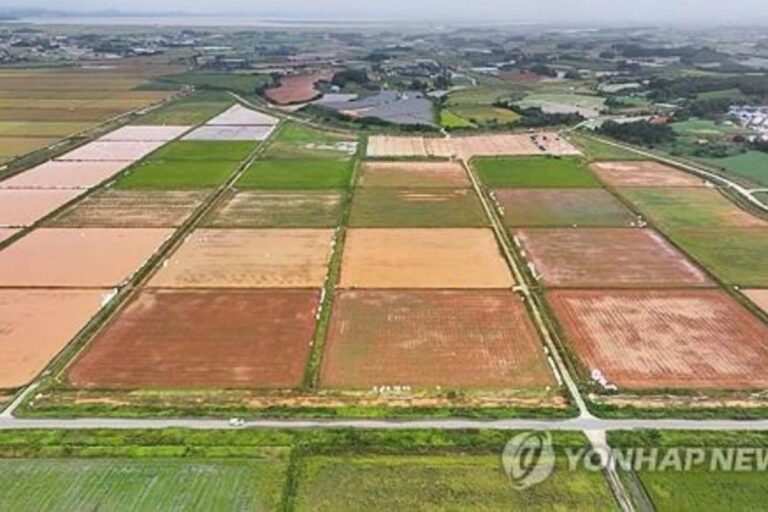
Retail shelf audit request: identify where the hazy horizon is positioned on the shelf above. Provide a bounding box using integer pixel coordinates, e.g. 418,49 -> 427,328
4,0 -> 768,25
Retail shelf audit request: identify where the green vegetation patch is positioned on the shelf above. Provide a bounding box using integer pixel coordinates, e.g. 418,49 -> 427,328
671,118 -> 748,137
702,151 -> 768,187
205,190 -> 345,228
474,156 -> 600,188
115,159 -> 238,189
159,72 -> 271,95
621,187 -> 767,229
517,93 -> 606,113
568,133 -> 645,161
267,122 -> 357,160
136,91 -> 233,126
671,228 -> 768,286
0,457 -> 288,512
439,109 -> 475,129
149,140 -> 258,162
449,104 -> 520,124
237,157 -> 354,189
495,188 -> 636,227
294,454 -> 616,511
349,188 -> 487,227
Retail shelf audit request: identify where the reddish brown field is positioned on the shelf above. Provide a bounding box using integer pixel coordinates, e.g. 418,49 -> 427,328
265,71 -> 334,105
0,228 -> 173,287
57,140 -> 165,162
0,161 -> 130,189
359,161 -> 470,188
98,125 -> 190,142
0,289 -> 105,389
0,189 -> 82,227
68,289 -> 319,389
590,161 -> 705,187
549,289 -> 768,389
515,228 -> 712,288
744,289 -> 768,315
149,228 -> 334,288
321,290 -> 554,389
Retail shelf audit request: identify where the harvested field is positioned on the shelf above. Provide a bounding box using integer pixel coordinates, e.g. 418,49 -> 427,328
358,161 -> 470,188
0,289 -> 106,389
621,187 -> 768,229
0,161 -> 129,189
0,228 -> 19,244
474,157 -> 599,188
590,161 -> 705,187
340,228 -> 514,288
238,158 -> 354,189
69,289 -> 319,389
114,159 -> 237,189
0,108 -> 125,122
515,228 -> 712,288
548,289 -> 768,389
494,189 -> 637,227
206,190 -> 344,228
182,125 -> 275,141
265,71 -> 333,105
0,137 -> 57,161
744,289 -> 768,315
57,140 -> 165,162
349,188 -> 487,227
321,290 -> 553,389
49,190 -> 208,228
671,228 -> 768,287
206,104 -> 278,126
0,228 -> 172,288
366,133 -> 580,159
148,140 -> 257,161
0,188 -> 82,227
0,121 -> 94,137
149,228 -> 334,288
98,125 -> 189,142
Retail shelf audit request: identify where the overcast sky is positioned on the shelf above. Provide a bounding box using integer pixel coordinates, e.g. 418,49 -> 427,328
7,0 -> 768,24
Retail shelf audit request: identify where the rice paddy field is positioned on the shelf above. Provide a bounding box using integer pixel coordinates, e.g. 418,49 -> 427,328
567,133 -> 645,161
702,150 -> 768,187
206,190 -> 345,227
474,156 -> 600,188
349,188 -> 487,227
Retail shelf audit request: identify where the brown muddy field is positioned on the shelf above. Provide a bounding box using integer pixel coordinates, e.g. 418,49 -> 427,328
49,190 -> 208,228
205,190 -> 344,228
744,289 -> 768,315
549,289 -> 768,389
149,228 -> 334,288
0,228 -> 172,287
515,228 -> 712,288
264,71 -> 333,105
590,161 -> 706,187
57,140 -> 166,161
0,188 -> 82,227
98,125 -> 190,142
321,289 -> 554,389
340,228 -> 514,288
68,289 -> 319,389
0,161 -> 130,189
0,288 -> 105,388
358,161 -> 470,188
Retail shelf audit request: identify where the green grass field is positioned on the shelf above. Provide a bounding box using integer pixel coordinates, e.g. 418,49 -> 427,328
206,190 -> 345,227
440,109 -> 475,129
149,140 -> 258,162
237,157 -> 354,189
159,72 -> 271,95
621,187 -> 766,229
670,118 -> 748,137
115,159 -> 237,189
294,455 -> 617,511
0,457 -> 288,511
449,104 -> 520,124
756,192 -> 768,205
702,151 -> 768,187
670,228 -> 768,286
638,470 -> 768,511
474,156 -> 600,188
349,188 -> 487,227
517,93 -> 606,113
136,92 -> 233,126
267,122 -> 357,159
567,133 -> 645,161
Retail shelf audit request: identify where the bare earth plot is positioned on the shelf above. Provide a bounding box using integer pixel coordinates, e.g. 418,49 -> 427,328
590,161 -> 706,187
98,125 -> 190,142
0,289 -> 106,389
340,228 -> 514,289
0,137 -> 58,162
494,189 -> 637,227
182,125 -> 275,141
321,290 -> 554,389
206,190 -> 344,228
68,289 -> 319,389
57,140 -> 166,162
0,228 -> 173,288
0,189 -> 82,227
349,188 -> 487,227
549,289 -> 768,390
515,228 -> 712,288
744,289 -> 768,315
149,228 -> 334,288
358,161 -> 470,188
206,104 -> 279,126
0,161 -> 129,189
48,190 -> 208,228
620,187 -> 768,229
